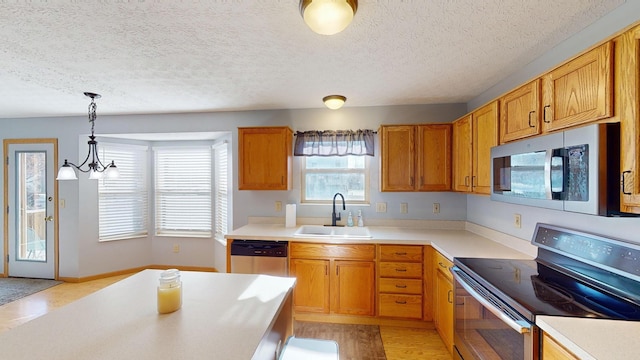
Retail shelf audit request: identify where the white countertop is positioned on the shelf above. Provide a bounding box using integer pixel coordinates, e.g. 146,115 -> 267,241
0,270 -> 295,360
226,223 -> 533,261
537,316 -> 640,360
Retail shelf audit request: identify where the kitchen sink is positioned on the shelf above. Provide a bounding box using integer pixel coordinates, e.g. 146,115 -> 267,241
293,225 -> 372,239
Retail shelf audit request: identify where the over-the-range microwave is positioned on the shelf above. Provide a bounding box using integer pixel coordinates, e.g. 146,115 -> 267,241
490,122 -> 635,217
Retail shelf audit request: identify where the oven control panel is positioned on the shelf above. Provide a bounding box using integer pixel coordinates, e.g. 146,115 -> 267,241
533,224 -> 640,280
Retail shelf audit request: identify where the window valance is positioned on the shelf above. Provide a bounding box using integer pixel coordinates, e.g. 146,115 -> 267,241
294,129 -> 375,156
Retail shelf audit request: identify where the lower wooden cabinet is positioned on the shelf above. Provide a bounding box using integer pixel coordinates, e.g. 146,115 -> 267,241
542,332 -> 579,360
377,245 -> 424,319
289,258 -> 330,313
289,243 -> 375,316
433,250 -> 454,354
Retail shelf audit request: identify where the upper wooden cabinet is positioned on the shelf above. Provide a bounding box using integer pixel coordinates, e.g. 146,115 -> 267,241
452,102 -> 499,194
541,41 -> 614,132
618,25 -> 640,214
380,124 -> 452,192
500,79 -> 541,143
472,101 -> 499,194
452,115 -> 472,192
238,127 -> 292,190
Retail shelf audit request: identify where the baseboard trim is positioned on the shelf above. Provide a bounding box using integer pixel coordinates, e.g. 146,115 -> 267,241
59,265 -> 218,283
294,313 -> 434,329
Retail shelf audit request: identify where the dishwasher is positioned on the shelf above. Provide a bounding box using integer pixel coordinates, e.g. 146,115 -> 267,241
230,240 -> 288,276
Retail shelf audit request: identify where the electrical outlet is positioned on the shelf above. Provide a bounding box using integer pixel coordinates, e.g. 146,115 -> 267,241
275,201 -> 282,212
376,202 -> 387,213
172,244 -> 180,253
400,203 -> 408,214
514,214 -> 522,228
433,203 -> 440,214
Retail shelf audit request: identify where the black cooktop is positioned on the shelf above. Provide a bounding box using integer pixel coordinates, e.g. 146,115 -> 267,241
454,257 -> 640,322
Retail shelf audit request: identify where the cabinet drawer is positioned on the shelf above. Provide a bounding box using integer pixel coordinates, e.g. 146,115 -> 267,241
378,294 -> 423,319
378,278 -> 422,294
379,262 -> 422,278
379,245 -> 423,262
434,251 -> 453,281
290,242 -> 375,260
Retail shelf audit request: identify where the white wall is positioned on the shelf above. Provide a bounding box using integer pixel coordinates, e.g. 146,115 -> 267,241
466,2 -> 640,244
1,103 -> 467,278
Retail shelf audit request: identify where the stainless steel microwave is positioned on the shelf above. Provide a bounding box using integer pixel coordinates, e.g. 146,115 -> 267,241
490,123 -> 629,216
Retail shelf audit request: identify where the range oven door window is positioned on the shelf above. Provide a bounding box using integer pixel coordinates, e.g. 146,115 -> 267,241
452,268 -> 537,360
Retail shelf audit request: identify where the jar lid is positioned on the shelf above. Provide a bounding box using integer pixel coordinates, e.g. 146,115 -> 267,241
159,269 -> 180,283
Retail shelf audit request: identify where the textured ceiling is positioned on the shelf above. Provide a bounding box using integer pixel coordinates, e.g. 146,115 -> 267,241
0,0 -> 625,118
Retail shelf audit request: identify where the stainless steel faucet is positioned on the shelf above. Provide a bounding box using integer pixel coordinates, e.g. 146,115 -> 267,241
332,192 -> 345,226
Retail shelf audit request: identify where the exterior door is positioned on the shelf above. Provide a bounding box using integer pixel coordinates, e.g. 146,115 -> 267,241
5,140 -> 57,279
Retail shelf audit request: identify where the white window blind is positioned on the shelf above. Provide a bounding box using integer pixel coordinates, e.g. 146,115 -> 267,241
214,142 -> 229,240
98,143 -> 149,241
154,146 -> 212,237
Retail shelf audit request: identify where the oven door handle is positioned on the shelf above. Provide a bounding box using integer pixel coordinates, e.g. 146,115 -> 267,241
452,267 -> 532,334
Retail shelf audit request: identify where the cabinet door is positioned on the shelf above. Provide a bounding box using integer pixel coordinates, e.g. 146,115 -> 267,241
541,42 -> 613,132
500,79 -> 541,143
332,260 -> 375,316
435,269 -> 454,354
416,124 -> 452,191
472,101 -> 499,194
452,115 -> 472,192
619,25 -> 640,213
238,127 -> 292,190
542,332 -> 580,360
380,125 -> 416,191
290,258 -> 330,313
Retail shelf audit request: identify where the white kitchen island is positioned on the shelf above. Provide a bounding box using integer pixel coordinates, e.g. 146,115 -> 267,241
0,270 -> 295,360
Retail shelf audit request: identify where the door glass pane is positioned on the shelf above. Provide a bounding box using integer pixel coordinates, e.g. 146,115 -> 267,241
15,151 -> 47,262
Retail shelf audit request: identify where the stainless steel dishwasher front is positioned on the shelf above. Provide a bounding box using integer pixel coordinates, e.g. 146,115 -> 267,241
230,240 -> 288,276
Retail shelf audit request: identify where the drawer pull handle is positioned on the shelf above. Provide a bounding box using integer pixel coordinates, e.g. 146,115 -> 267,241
395,284 -> 407,288
395,300 -> 407,305
438,262 -> 448,268
395,252 -> 407,256
395,268 -> 407,272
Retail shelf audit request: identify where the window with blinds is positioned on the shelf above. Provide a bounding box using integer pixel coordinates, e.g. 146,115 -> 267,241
98,143 -> 149,241
214,142 -> 229,240
154,146 -> 212,237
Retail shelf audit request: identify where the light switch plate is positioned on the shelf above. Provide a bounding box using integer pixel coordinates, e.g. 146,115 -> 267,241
400,203 -> 408,214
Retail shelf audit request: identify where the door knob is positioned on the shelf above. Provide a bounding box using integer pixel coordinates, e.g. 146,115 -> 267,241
44,216 -> 54,222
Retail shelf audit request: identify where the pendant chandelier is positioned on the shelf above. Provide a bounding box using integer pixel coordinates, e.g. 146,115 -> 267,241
56,92 -> 119,181
299,0 -> 358,35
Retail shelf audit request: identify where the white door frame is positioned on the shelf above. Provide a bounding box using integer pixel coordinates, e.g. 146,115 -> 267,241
3,139 -> 59,279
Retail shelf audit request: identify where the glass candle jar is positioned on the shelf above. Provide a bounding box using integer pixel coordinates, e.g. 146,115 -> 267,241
157,269 -> 182,314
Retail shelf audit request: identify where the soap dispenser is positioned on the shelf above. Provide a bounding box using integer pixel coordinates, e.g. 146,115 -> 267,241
347,211 -> 354,227
357,210 -> 364,227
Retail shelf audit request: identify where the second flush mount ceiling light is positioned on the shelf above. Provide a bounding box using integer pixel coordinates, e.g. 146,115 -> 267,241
300,0 -> 358,35
323,95 -> 347,110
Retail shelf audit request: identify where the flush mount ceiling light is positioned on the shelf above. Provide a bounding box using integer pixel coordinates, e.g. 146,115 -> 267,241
323,95 -> 347,110
56,92 -> 119,181
300,0 -> 358,35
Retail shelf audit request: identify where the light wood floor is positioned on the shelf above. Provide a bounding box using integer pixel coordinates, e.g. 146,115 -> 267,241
0,274 -> 451,360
